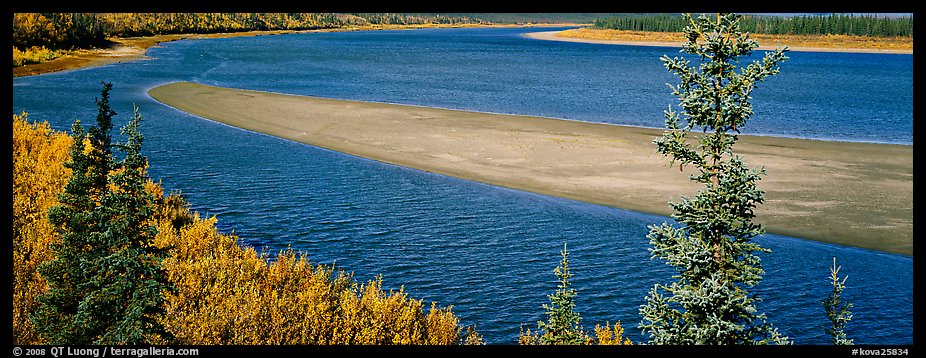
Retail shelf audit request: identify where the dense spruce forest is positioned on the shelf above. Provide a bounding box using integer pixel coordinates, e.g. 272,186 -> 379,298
592,13 -> 913,37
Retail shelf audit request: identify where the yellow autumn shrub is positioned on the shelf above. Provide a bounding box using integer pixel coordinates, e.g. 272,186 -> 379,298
13,46 -> 66,67
13,114 -> 478,345
594,322 -> 633,345
12,113 -> 72,344
518,321 -> 632,346
152,213 -> 476,344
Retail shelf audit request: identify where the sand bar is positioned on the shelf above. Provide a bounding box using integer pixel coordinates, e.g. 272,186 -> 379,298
524,30 -> 914,54
149,82 -> 912,256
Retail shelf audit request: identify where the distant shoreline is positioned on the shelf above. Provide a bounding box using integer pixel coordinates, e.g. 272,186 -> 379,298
17,24 -> 910,78
12,24 -> 580,78
525,29 -> 914,54
149,82 -> 912,256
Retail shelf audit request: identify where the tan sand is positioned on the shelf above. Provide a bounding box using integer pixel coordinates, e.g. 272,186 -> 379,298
148,82 -> 912,256
524,30 -> 914,54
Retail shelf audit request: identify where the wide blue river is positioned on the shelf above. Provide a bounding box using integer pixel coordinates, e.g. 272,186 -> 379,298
12,27 -> 912,344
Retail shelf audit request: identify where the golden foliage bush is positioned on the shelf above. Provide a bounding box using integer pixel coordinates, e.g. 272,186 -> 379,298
518,321 -> 632,345
12,46 -> 67,67
594,322 -> 633,345
13,114 -> 479,345
12,113 -> 73,344
152,214 -> 477,344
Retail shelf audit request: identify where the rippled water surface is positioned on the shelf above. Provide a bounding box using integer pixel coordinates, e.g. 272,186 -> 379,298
12,27 -> 912,344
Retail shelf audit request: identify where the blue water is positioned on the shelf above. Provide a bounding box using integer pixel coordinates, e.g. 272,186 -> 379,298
12,27 -> 912,344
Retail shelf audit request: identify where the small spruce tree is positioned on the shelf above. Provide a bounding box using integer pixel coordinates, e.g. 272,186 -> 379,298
520,244 -> 633,345
538,243 -> 585,345
520,243 -> 587,345
638,13 -> 789,345
823,258 -> 853,345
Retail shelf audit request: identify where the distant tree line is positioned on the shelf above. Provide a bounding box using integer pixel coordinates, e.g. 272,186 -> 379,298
592,13 -> 913,37
11,13 -> 492,52
12,13 -> 110,51
428,13 -> 623,24
349,13 -> 484,25
12,12 -> 636,53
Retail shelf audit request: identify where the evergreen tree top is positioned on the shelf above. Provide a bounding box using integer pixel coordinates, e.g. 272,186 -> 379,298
640,13 -> 789,345
537,243 -> 585,345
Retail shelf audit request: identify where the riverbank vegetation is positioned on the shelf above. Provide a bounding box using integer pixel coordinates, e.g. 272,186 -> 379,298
9,13 -> 479,71
554,27 -> 913,53
11,13 -> 473,52
13,12 -> 913,77
12,46 -> 66,67
12,12 -> 601,77
559,13 -> 913,53
12,87 -> 481,345
592,13 -> 913,37
11,12 -> 602,70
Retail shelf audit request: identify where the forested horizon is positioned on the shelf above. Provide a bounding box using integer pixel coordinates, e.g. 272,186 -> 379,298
14,12 -> 912,54
12,13 -> 617,52
592,13 -> 913,37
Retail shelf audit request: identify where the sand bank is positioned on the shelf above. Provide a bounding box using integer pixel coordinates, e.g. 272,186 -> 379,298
525,30 -> 914,54
149,82 -> 912,256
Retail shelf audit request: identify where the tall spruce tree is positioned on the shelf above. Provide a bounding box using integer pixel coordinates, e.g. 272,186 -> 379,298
35,83 -> 119,343
33,84 -> 169,344
823,258 -> 853,345
638,13 -> 789,345
91,105 -> 171,344
33,119 -> 96,343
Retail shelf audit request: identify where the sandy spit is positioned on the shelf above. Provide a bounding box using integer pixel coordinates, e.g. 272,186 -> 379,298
149,82 -> 912,256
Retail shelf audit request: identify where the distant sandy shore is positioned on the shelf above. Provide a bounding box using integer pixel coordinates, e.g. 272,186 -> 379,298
525,30 -> 914,54
149,82 -> 912,256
